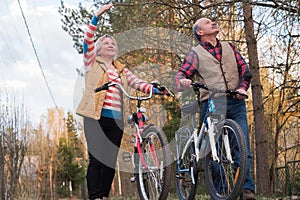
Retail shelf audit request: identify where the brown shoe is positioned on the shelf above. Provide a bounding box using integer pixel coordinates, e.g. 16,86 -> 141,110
240,190 -> 256,200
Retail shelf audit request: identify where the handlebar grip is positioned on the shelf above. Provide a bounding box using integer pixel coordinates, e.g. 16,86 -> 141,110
191,82 -> 208,90
237,92 -> 248,99
226,90 -> 248,99
150,81 -> 175,97
94,83 -> 109,93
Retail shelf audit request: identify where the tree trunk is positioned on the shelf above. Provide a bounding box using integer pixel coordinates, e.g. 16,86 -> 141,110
0,138 -> 5,200
242,1 -> 271,196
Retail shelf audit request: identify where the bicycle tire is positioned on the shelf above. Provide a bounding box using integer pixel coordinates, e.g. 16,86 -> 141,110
135,125 -> 172,200
175,141 -> 198,200
204,119 -> 247,200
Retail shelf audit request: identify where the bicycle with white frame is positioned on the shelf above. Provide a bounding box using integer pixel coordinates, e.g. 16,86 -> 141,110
175,82 -> 247,200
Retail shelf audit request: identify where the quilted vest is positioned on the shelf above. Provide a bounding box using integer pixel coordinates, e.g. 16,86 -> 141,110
192,42 -> 239,101
76,57 -> 128,120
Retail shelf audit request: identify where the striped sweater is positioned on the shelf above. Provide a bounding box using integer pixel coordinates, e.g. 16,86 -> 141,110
83,15 -> 155,120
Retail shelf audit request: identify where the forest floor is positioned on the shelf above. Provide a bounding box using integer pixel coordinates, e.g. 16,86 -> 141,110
109,192 -> 299,200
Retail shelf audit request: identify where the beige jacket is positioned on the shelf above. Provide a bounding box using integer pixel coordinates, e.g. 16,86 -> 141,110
193,42 -> 239,101
76,57 -> 127,120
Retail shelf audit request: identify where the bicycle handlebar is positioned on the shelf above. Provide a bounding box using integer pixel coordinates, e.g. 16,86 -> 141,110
191,82 -> 248,99
151,81 -> 175,97
94,82 -> 174,100
94,82 -> 110,93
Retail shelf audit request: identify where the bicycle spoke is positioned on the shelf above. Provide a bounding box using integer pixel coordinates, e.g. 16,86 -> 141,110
175,135 -> 198,200
204,119 -> 247,200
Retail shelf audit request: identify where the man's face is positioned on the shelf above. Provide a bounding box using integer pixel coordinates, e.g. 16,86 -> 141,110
197,18 -> 219,37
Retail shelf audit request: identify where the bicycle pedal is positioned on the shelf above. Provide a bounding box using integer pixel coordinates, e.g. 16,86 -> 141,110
130,176 -> 136,182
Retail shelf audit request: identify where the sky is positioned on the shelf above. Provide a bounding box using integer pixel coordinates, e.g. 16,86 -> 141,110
0,0 -> 190,127
0,0 -> 89,125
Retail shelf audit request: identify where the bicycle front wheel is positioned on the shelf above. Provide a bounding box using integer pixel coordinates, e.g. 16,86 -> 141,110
204,119 -> 247,200
136,125 -> 171,200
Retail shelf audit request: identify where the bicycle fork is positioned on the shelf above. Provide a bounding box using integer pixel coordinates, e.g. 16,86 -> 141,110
207,117 -> 234,164
207,117 -> 220,162
135,112 -> 161,170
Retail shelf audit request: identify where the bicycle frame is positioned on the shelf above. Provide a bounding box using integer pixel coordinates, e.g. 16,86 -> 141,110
95,81 -> 173,199
133,103 -> 161,170
102,82 -> 161,170
175,82 -> 248,200
177,87 -> 237,183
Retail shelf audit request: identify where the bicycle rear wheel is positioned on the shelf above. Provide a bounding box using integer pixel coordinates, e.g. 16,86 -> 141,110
204,119 -> 247,200
136,125 -> 171,200
175,126 -> 198,200
175,142 -> 198,200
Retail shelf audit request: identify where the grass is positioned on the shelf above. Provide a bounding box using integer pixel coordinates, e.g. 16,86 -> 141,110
109,192 -> 298,200
60,192 -> 297,200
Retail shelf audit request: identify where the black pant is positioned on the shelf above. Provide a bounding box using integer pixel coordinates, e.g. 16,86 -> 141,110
84,117 -> 124,200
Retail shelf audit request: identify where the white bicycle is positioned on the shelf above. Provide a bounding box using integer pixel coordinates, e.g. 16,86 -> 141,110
175,82 -> 247,200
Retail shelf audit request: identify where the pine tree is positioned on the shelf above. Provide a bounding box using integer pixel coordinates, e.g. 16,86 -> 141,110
55,112 -> 86,198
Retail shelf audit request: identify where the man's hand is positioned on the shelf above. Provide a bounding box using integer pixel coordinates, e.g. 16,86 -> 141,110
179,79 -> 192,89
235,88 -> 248,99
95,3 -> 113,17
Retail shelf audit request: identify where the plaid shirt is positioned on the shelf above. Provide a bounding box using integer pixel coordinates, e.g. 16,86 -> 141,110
175,40 -> 252,91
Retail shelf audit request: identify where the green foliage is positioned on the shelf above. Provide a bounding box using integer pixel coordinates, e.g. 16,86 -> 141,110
55,113 -> 86,197
162,99 -> 181,141
65,112 -> 85,159
56,184 -> 70,198
58,0 -> 196,55
58,0 -> 112,54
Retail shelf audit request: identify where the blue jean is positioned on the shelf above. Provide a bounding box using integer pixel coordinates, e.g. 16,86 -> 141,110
201,97 -> 255,192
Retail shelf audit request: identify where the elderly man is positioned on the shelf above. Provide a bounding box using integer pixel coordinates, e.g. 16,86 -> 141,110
174,18 -> 255,200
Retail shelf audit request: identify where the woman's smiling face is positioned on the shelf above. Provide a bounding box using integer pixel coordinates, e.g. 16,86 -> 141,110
97,37 -> 117,58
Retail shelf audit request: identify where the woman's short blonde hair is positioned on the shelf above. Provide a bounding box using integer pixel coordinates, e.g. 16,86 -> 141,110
95,34 -> 118,60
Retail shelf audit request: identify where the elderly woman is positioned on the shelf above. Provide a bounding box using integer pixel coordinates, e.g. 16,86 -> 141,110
76,4 -> 161,200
